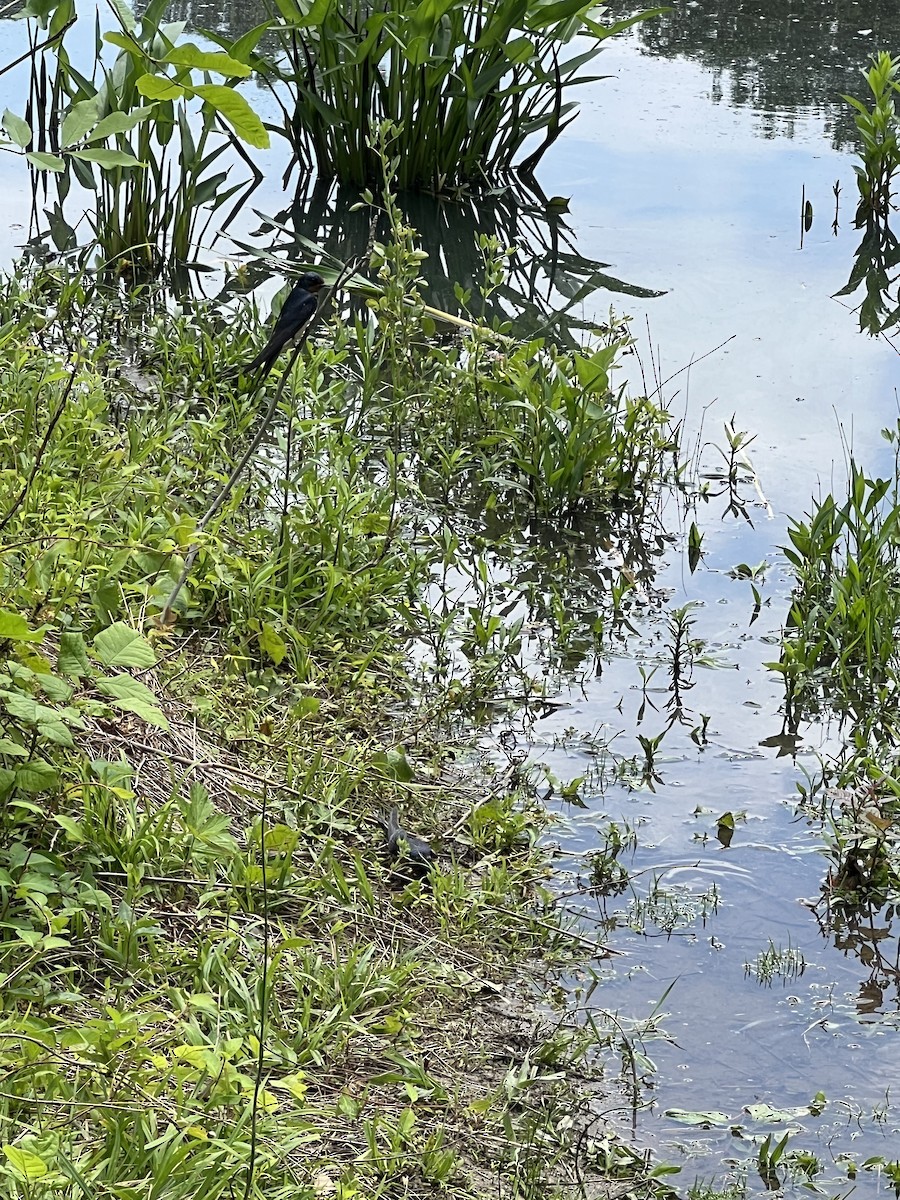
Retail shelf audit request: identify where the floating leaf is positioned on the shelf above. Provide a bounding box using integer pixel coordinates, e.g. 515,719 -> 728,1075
92,623 -> 156,669
665,1109 -> 731,1127
745,1103 -> 815,1123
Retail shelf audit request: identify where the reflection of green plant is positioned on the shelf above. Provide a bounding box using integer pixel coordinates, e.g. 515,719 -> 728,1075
259,0 -> 661,191
629,878 -> 720,935
757,1131 -> 790,1191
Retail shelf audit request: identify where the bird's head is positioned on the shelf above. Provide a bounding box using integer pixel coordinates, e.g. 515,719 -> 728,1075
296,271 -> 326,293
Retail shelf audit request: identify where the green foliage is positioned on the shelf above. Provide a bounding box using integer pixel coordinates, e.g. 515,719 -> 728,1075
838,52 -> 900,334
255,0 -> 663,190
774,440 -> 900,737
9,0 -> 267,274
844,51 -> 900,224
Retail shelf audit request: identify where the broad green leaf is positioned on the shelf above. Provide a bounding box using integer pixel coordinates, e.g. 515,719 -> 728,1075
258,623 -> 286,665
89,108 -> 156,140
288,0 -> 331,28
107,0 -> 136,32
96,674 -> 159,705
191,84 -> 269,148
48,0 -> 74,38
2,110 -> 31,148
108,697 -> 169,730
504,36 -> 535,64
70,148 -> 146,169
36,718 -> 74,747
370,746 -> 414,783
90,760 -> 134,789
61,97 -> 102,147
136,75 -> 186,102
26,151 -> 65,171
103,30 -> 140,52
0,739 -> 28,757
3,1146 -> 48,1180
0,611 -> 41,641
2,695 -> 62,726
270,1071 -> 307,1101
14,759 -> 58,793
91,623 -> 156,669
53,814 -> 84,842
36,674 -> 73,703
58,632 -> 89,678
165,43 -> 251,77
95,674 -> 168,729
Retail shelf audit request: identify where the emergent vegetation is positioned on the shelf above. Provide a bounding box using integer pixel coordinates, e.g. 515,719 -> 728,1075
255,0 -> 662,190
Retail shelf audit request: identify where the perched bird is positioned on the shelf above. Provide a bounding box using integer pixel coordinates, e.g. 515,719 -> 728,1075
378,807 -> 434,873
239,271 -> 325,378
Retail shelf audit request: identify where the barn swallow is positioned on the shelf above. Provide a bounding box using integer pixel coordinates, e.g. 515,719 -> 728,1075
378,807 -> 434,873
239,271 -> 325,377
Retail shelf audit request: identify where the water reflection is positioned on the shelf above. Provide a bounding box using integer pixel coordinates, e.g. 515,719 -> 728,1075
605,0 -> 900,147
240,177 -> 663,346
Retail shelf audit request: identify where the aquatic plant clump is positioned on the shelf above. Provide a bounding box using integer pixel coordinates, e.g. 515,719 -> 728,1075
263,0 -> 661,190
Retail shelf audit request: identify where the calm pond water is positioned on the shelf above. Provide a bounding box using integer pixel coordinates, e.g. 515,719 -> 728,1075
530,2 -> 900,1192
2,0 -> 900,1191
